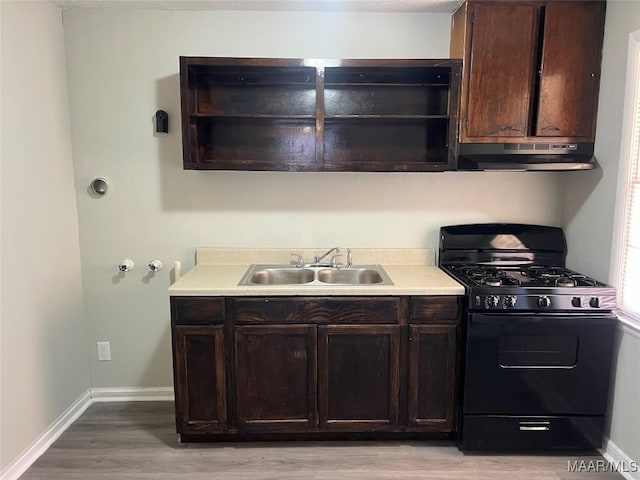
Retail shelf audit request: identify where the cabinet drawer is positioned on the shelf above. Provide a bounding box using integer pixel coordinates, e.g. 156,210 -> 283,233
172,297 -> 225,325
233,297 -> 400,324
409,296 -> 459,324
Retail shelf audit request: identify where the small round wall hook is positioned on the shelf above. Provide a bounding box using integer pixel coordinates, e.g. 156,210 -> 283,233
90,178 -> 109,196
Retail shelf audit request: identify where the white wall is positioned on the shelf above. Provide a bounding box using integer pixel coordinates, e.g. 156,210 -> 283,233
563,0 -> 640,466
0,1 -> 90,474
62,8 -> 565,388
564,1 -> 639,281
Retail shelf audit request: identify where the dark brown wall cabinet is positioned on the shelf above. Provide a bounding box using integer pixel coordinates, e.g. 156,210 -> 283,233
180,57 -> 461,171
170,295 -> 461,441
451,0 -> 605,143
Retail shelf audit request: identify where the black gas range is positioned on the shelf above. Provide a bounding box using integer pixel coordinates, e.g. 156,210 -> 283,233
444,264 -> 617,312
439,223 -> 617,451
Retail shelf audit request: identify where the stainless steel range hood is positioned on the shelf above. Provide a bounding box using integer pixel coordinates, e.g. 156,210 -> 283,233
457,143 -> 595,171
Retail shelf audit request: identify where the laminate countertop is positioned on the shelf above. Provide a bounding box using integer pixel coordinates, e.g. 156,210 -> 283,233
169,248 -> 465,297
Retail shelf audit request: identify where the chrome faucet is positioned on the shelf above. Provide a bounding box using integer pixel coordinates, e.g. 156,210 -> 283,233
314,247 -> 341,266
290,252 -> 305,268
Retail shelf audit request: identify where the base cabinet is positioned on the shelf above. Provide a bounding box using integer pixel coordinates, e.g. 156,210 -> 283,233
408,325 -> 458,431
170,296 -> 460,439
234,325 -> 317,431
173,326 -> 227,433
318,325 -> 400,430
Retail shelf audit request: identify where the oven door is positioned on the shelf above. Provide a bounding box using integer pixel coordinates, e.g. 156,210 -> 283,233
463,313 -> 616,416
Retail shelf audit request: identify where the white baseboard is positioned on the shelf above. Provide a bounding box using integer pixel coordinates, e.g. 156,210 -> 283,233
0,390 -> 93,480
90,386 -> 174,402
0,387 -> 174,480
600,437 -> 640,480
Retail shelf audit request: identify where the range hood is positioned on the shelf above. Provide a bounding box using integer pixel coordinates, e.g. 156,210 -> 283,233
457,143 -> 595,171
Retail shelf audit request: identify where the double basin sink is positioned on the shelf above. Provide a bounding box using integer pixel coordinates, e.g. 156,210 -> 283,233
238,264 -> 394,286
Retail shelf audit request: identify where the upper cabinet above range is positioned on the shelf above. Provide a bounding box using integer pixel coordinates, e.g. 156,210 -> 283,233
451,0 -> 606,144
180,57 -> 461,172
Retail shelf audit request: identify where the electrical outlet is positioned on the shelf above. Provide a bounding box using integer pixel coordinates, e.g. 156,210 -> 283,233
97,342 -> 111,361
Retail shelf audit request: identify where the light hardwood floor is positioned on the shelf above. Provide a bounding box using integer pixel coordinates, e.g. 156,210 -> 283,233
20,402 -> 624,480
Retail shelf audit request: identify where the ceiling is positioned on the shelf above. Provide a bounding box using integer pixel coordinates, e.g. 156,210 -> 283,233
53,0 -> 464,13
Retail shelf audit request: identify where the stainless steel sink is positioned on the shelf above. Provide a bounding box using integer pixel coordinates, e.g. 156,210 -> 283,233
238,264 -> 393,286
245,267 -> 315,285
317,268 -> 385,285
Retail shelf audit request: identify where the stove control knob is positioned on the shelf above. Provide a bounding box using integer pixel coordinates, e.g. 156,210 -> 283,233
572,297 -> 582,308
537,296 -> 551,309
589,297 -> 600,308
485,295 -> 500,308
504,296 -> 517,308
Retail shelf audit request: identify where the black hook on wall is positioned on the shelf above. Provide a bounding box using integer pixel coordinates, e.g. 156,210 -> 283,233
155,110 -> 169,133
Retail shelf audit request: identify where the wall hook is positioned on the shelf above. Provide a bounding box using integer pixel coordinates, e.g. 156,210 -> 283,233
155,110 -> 168,133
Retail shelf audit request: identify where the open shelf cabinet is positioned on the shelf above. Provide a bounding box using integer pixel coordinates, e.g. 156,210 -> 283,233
180,57 -> 461,172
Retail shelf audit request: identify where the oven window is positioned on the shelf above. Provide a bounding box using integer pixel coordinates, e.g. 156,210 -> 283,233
498,335 -> 578,368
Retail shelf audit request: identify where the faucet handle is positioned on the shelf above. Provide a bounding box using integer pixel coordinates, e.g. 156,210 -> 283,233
290,252 -> 304,267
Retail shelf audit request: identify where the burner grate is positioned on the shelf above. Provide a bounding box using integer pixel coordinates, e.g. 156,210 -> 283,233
449,264 -> 601,288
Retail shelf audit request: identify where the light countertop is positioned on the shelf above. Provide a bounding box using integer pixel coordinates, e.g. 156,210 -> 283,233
169,248 -> 465,297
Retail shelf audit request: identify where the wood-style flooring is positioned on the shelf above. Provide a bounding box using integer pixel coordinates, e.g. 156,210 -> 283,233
20,402 -> 624,480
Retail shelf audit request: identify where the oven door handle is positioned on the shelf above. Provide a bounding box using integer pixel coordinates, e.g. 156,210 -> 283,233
470,313 -> 617,324
499,364 -> 576,370
519,421 -> 550,432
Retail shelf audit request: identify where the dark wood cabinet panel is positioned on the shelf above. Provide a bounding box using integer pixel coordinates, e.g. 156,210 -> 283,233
171,297 -> 224,325
234,297 -> 400,325
465,3 -> 539,138
452,0 -> 605,144
180,57 -> 461,171
173,326 -> 227,432
234,325 -> 317,431
192,117 -> 317,170
408,325 -> 458,431
536,1 -> 606,138
409,296 -> 459,324
318,325 -> 400,430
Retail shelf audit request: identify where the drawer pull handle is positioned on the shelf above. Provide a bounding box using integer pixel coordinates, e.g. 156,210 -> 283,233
519,422 -> 550,432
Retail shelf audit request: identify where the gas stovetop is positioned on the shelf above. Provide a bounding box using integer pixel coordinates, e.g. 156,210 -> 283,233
439,223 -> 617,313
442,264 -> 616,312
445,265 -> 608,289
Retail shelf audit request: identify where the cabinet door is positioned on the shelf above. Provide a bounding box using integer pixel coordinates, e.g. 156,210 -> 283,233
235,325 -> 317,431
536,1 -> 605,139
464,3 -> 540,139
318,325 -> 400,430
173,326 -> 227,433
407,325 -> 458,431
